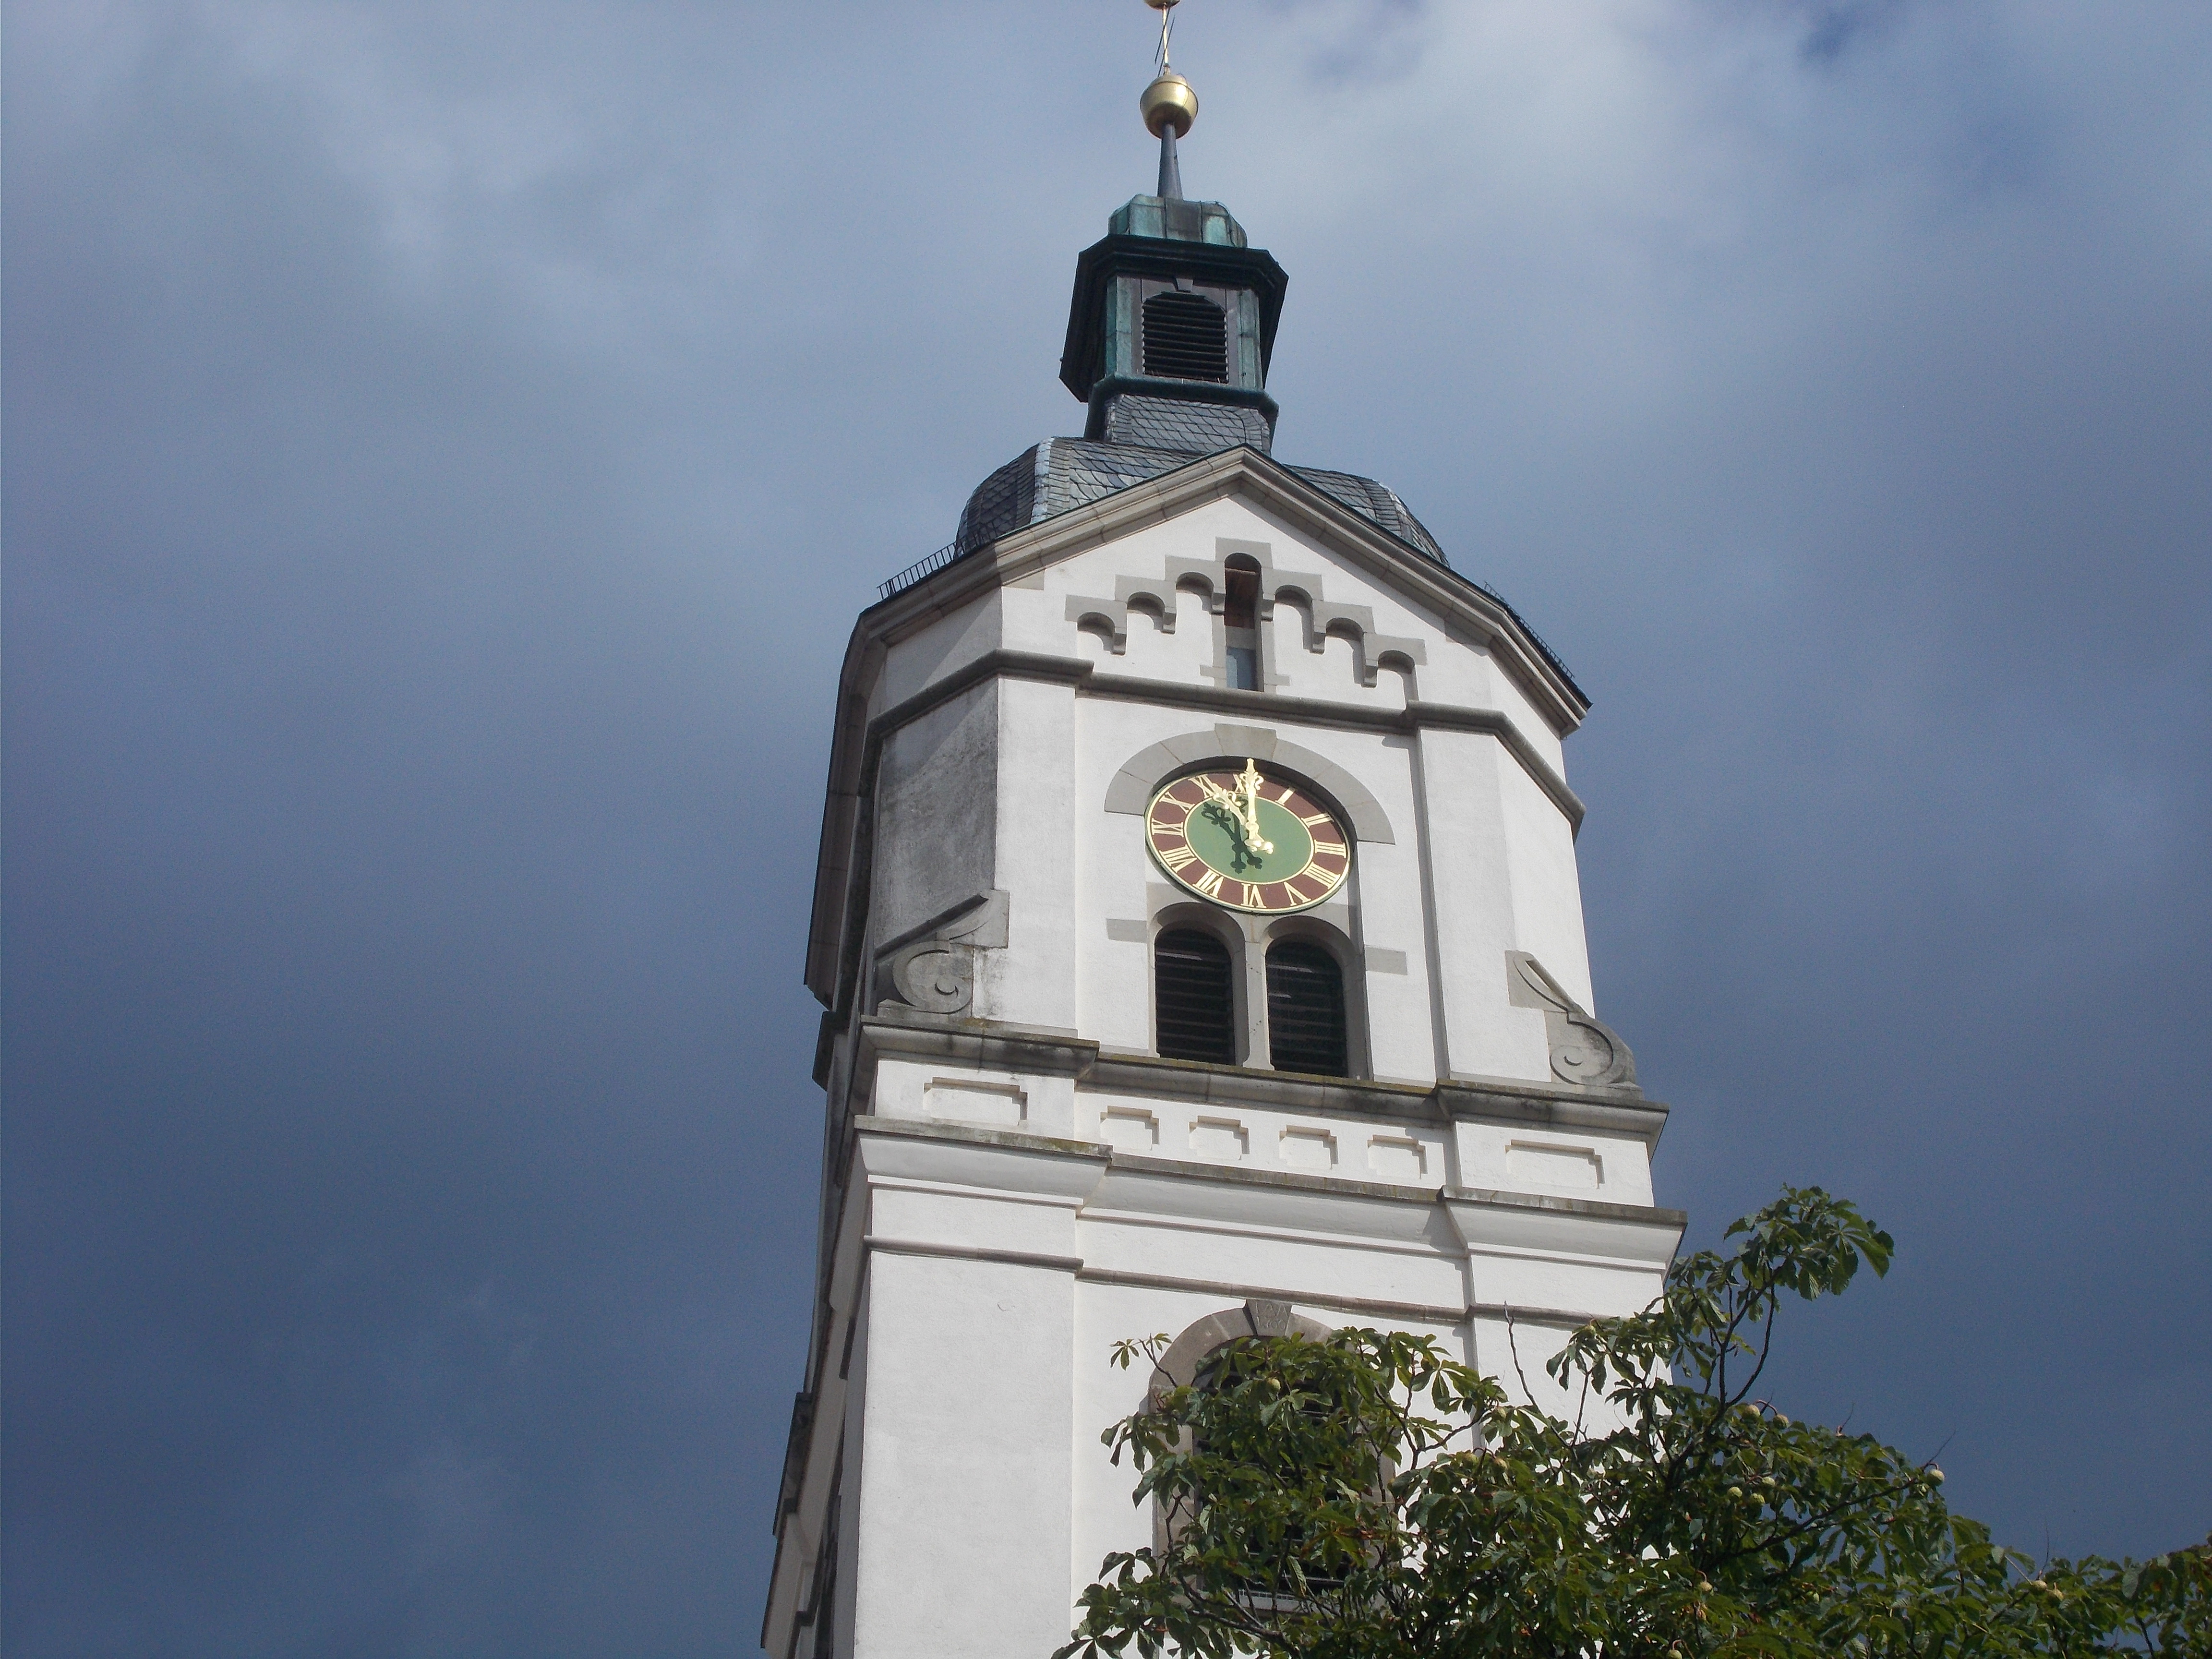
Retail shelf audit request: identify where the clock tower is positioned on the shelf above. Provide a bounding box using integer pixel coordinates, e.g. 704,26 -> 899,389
761,17 -> 1684,1656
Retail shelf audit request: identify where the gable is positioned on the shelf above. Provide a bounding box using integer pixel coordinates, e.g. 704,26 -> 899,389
877,446 -> 1585,736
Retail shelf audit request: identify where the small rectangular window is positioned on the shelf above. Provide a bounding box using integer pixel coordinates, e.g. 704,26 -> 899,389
1223,568 -> 1259,630
1223,564 -> 1262,690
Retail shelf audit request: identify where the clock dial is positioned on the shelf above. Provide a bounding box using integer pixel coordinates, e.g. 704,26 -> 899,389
1144,761 -> 1352,913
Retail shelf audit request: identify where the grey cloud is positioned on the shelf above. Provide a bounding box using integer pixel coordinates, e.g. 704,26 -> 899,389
5,2 -> 2208,1655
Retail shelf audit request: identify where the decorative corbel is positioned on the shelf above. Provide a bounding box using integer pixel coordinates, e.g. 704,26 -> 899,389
878,892 -> 1010,1016
1505,951 -> 1638,1090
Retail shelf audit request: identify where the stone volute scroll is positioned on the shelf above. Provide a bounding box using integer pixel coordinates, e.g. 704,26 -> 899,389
877,892 -> 1010,1017
1506,951 -> 1638,1090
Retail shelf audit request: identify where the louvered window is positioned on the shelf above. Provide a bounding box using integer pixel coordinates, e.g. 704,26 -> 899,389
1266,941 -> 1347,1077
1142,290 -> 1229,383
1156,928 -> 1237,1064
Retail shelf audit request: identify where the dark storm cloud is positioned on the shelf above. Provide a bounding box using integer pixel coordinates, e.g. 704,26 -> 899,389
5,3 -> 2207,1655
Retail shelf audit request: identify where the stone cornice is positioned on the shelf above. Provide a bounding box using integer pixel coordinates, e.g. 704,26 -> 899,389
847,1112 -> 1684,1238
1434,1076 -> 1666,1141
854,1008 -> 1102,1088
866,650 -> 1582,831
854,1013 -> 1671,1148
1443,1183 -> 1688,1230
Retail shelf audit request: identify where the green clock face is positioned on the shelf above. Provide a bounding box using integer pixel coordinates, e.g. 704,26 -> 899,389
1145,760 -> 1351,913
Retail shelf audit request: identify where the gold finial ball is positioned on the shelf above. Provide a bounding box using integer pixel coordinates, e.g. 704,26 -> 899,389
1141,70 -> 1198,138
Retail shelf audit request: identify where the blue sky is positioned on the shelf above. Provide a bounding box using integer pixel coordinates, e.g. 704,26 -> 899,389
5,2 -> 2208,1653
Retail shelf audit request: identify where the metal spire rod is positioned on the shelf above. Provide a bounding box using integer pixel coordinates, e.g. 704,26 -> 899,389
1139,0 -> 1196,198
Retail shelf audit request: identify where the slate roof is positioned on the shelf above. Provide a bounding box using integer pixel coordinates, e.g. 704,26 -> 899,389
952,438 -> 1450,566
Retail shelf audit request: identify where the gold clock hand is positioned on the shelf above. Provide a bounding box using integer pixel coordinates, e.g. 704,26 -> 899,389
1195,777 -> 1250,849
1233,761 -> 1274,855
1195,775 -> 1267,858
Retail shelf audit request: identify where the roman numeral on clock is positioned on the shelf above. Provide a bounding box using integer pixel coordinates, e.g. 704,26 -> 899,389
1159,845 -> 1199,874
1190,869 -> 1226,899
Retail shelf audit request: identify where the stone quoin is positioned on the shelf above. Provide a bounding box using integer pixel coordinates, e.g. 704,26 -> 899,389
760,12 -> 1684,1654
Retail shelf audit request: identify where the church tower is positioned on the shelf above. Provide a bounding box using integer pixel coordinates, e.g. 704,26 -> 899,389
762,12 -> 1683,1655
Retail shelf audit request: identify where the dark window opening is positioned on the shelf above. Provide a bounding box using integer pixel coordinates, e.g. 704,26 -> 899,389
1223,563 -> 1260,629
1224,559 -> 1261,691
1156,928 -> 1237,1064
1186,1339 -> 1355,1596
1266,941 -> 1348,1077
1143,290 -> 1230,383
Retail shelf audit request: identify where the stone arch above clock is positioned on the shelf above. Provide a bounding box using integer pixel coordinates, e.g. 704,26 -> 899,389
1102,723 -> 1395,844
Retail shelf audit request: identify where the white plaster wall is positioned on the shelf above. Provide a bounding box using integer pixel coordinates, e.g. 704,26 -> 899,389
1078,1169 -> 1467,1316
867,1051 -> 1669,1213
1265,599 -> 1309,696
1329,743 -> 1434,1087
794,1112 -> 1675,1659
1447,1200 -> 1679,1322
983,677 -> 1079,1030
1081,1089 -> 1449,1189
1413,729 -> 1552,1083
871,1055 -> 1079,1142
860,483 -> 1595,1093
849,1249 -> 1078,1659
1073,700 -> 1165,1056
1484,649 -> 1568,778
1069,1278 -> 1219,1598
1449,1121 -> 1656,1207
879,588 -> 1003,710
1494,748 -> 1597,1011
829,1270 -> 869,1657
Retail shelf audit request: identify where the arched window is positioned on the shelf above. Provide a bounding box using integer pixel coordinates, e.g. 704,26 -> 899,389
1155,928 -> 1236,1064
1146,1300 -> 1339,1556
1266,940 -> 1347,1077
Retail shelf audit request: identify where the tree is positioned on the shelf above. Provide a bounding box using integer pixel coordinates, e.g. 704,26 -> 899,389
1061,1188 -> 2208,1658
